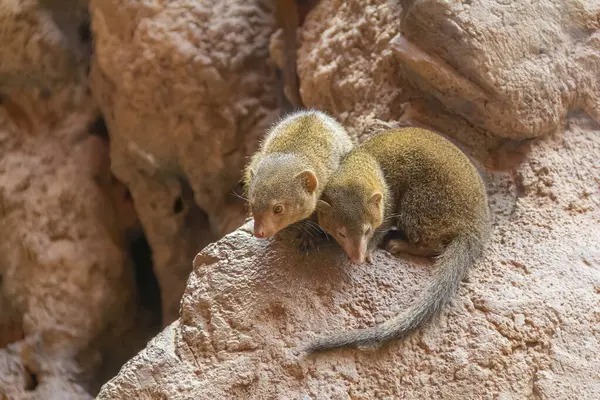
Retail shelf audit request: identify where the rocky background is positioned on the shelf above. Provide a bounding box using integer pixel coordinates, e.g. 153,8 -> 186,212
0,0 -> 598,399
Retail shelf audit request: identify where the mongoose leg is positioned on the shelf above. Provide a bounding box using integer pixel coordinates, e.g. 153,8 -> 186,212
385,239 -> 439,258
365,226 -> 392,263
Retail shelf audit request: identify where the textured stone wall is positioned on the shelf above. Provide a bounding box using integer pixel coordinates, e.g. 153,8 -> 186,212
1,0 -> 599,398
96,1 -> 600,398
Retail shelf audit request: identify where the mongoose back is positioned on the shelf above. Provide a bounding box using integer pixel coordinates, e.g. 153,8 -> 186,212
308,127 -> 490,352
245,110 -> 354,238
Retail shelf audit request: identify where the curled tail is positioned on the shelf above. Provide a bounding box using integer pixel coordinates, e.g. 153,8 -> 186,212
304,232 -> 486,353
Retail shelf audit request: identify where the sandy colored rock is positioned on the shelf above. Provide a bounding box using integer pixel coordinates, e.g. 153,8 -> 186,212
297,0 -> 600,139
1,0 -> 597,398
0,0 -> 155,396
89,0 -> 280,323
0,87 -> 141,399
97,113 -> 600,399
0,0 -> 89,93
96,1 -> 599,398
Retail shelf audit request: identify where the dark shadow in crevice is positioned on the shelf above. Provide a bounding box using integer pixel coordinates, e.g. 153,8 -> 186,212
78,19 -> 92,45
0,281 -> 25,349
88,116 -> 109,141
24,366 -> 39,391
88,229 -> 162,396
178,177 -> 215,247
172,196 -> 184,215
130,233 -> 162,328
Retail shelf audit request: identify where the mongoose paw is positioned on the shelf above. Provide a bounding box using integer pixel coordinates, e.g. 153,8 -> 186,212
385,238 -> 409,255
296,232 -> 320,253
385,239 -> 438,258
365,252 -> 374,264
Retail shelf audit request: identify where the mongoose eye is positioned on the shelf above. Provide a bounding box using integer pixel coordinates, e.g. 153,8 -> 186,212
273,204 -> 284,214
338,230 -> 346,239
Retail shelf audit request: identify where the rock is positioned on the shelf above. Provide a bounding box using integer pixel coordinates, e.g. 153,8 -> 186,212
2,0 -> 598,398
0,0 -> 158,396
297,0 -> 600,139
97,111 -> 600,398
0,88 -> 142,398
88,0 -> 280,323
0,0 -> 89,93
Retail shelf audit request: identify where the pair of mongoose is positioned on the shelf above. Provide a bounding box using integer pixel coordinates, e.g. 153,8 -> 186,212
244,111 -> 491,353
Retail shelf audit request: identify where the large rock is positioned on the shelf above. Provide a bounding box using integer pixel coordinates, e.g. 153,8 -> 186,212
0,88 -> 140,399
96,115 -> 600,399
0,0 -> 158,395
89,0 -> 280,323
298,0 -> 600,139
0,0 -> 89,93
96,0 -> 600,397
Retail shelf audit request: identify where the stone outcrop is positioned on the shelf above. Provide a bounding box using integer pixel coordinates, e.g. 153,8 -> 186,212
0,0 -> 89,93
1,0 -> 280,395
2,0 -> 599,398
97,114 -> 600,399
298,0 -> 600,140
96,0 -> 600,398
0,1 -> 152,397
89,0 -> 279,323
0,88 -> 139,399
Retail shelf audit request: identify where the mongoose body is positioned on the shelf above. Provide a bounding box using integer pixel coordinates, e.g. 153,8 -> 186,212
309,127 -> 490,352
245,110 -> 354,239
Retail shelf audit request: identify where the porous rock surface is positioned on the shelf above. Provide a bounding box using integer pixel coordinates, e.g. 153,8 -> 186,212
96,117 -> 600,399
0,0 -> 162,396
97,0 -> 600,398
0,88 -> 140,399
0,0 -> 89,93
89,0 -> 280,323
298,0 -> 600,140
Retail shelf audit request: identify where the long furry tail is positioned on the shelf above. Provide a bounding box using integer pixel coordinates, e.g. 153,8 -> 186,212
304,232 -> 486,353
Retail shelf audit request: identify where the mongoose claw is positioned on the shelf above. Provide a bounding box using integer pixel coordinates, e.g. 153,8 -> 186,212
296,232 -> 319,253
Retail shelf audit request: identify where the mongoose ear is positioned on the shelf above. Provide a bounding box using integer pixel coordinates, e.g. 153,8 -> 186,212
316,199 -> 331,212
369,192 -> 383,207
296,170 -> 318,194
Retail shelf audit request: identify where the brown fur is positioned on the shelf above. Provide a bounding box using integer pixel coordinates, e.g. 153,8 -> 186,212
309,127 -> 491,352
244,110 -> 354,239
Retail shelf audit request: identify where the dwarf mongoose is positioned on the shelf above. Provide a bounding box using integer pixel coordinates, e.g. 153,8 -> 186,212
306,127 -> 491,352
245,110 -> 354,243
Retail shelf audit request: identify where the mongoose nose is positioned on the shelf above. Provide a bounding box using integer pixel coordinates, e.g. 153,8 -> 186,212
254,229 -> 265,238
349,255 -> 364,264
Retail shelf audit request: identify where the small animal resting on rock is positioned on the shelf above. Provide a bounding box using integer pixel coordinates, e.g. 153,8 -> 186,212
307,127 -> 491,353
244,110 -> 354,248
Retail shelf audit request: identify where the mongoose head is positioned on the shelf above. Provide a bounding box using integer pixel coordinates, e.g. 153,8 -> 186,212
248,154 -> 318,238
317,188 -> 384,263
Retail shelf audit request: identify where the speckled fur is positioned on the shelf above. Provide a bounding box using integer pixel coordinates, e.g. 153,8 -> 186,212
244,110 -> 354,241
308,127 -> 491,352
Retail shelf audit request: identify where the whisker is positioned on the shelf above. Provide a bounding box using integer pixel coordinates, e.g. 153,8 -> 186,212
302,220 -> 326,235
293,220 -> 317,237
301,225 -> 315,238
305,221 -> 327,236
299,223 -> 319,237
285,225 -> 303,234
231,190 -> 248,201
